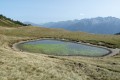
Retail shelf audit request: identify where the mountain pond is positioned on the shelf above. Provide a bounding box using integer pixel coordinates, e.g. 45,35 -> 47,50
17,39 -> 111,57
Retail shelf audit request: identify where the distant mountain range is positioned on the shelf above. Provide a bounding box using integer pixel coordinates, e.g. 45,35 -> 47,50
27,17 -> 120,34
115,32 -> 120,35
0,14 -> 28,27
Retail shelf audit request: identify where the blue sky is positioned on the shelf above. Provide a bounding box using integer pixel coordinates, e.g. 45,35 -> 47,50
0,0 -> 120,23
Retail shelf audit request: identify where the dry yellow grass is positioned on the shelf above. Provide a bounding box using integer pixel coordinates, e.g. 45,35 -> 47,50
0,26 -> 120,80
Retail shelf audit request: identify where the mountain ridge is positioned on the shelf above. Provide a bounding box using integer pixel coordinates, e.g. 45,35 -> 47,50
39,17 -> 120,34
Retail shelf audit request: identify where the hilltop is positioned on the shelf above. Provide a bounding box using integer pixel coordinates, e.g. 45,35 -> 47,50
0,14 -> 28,27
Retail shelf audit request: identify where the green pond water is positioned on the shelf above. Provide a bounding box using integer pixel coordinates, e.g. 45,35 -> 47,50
17,40 -> 110,57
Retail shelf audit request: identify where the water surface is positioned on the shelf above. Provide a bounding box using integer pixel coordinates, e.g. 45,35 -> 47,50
18,40 -> 110,57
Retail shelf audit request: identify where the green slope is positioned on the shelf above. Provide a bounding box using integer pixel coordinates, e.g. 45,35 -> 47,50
0,14 -> 28,27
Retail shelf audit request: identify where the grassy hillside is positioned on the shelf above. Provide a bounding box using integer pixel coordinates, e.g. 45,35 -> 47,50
0,26 -> 120,48
0,26 -> 120,80
0,14 -> 28,27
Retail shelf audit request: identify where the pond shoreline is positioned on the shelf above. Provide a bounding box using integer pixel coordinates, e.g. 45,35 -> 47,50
12,38 -> 120,57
